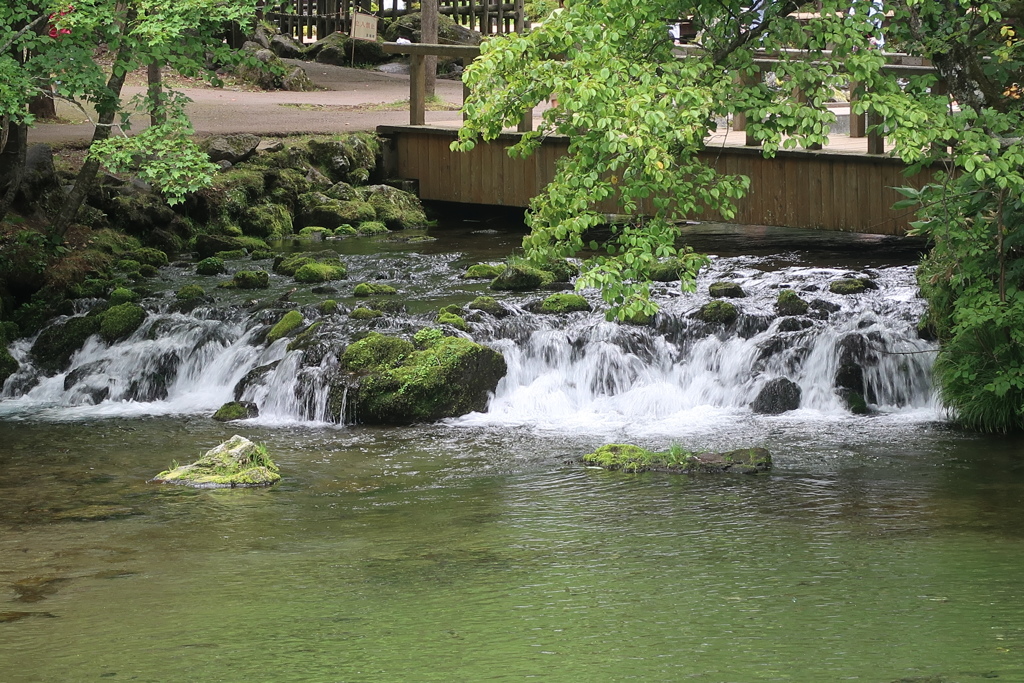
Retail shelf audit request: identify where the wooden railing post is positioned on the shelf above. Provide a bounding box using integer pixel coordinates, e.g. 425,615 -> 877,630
849,80 -> 866,138
732,68 -> 762,147
410,54 -> 426,125
866,111 -> 885,154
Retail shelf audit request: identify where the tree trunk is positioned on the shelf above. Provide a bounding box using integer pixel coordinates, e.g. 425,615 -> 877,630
148,60 -> 164,127
421,0 -> 438,98
50,52 -> 131,242
0,121 -> 29,224
28,85 -> 58,120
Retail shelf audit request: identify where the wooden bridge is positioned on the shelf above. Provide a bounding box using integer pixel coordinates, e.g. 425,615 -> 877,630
376,44 -> 939,236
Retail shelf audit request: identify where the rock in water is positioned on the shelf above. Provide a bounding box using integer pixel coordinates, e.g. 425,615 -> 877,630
152,435 -> 280,488
751,377 -> 802,414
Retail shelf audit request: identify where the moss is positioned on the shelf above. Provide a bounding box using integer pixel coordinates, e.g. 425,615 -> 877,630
233,270 -> 270,289
776,289 -> 809,316
352,336 -> 507,424
541,258 -> 579,283
108,287 -> 137,306
696,300 -> 738,324
139,264 -> 158,278
649,258 -> 689,282
353,282 -> 397,297
125,248 -> 169,268
240,203 -> 293,239
437,311 -> 468,331
413,327 -> 445,349
829,278 -> 870,295
273,250 -> 342,277
709,280 -> 746,298
153,435 -> 280,488
467,296 -> 507,317
540,293 -> 591,314
29,315 -> 101,372
490,264 -> 553,291
439,304 -> 463,316
250,249 -> 274,260
340,332 -> 414,370
462,263 -> 505,279
583,444 -> 771,474
319,299 -> 338,314
335,224 -> 357,236
115,259 -> 141,273
176,285 -> 206,301
212,401 -> 258,421
287,321 -> 323,351
98,303 -> 146,343
266,310 -> 304,343
360,185 -> 428,230
349,307 -> 383,320
88,228 -> 141,255
215,248 -> 249,261
294,261 -> 347,283
356,220 -> 389,236
0,343 -> 17,385
196,257 -> 226,275
298,226 -> 332,238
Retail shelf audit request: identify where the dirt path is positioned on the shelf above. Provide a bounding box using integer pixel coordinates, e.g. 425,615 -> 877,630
27,60 -> 466,146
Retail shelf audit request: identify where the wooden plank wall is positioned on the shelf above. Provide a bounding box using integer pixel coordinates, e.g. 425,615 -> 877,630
380,127 -> 930,235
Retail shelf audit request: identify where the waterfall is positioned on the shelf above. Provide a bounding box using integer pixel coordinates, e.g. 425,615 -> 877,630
0,255 -> 939,427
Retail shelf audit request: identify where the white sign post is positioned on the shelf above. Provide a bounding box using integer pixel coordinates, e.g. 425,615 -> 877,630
350,12 -> 378,67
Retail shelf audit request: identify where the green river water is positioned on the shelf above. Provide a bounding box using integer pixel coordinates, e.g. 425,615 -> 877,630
2,417 -> 1023,682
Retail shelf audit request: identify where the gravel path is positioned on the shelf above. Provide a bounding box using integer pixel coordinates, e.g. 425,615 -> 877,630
27,60 -> 466,146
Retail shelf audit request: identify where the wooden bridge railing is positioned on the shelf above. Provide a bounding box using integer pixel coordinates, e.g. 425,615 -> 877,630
267,0 -> 527,43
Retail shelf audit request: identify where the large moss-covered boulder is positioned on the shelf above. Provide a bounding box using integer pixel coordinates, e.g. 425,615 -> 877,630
306,134 -> 380,184
467,295 -> 509,317
307,33 -> 390,66
0,341 -> 17,386
540,293 -> 591,314
709,280 -> 746,298
696,300 -> 738,324
294,262 -> 347,283
490,264 -> 555,291
232,270 -> 271,289
463,263 -> 504,279
354,282 -> 397,297
829,278 -> 876,295
359,184 -> 428,230
99,303 -> 146,343
582,443 -> 771,474
266,310 -> 304,343
297,192 -> 376,230
213,401 -> 259,421
195,234 -> 246,260
383,12 -> 483,46
206,134 -> 261,165
340,334 -> 507,424
273,250 -> 343,277
31,314 -> 102,372
240,203 -> 293,239
152,435 -> 280,488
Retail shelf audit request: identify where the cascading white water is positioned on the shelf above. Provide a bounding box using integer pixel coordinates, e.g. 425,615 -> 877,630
0,254 -> 939,428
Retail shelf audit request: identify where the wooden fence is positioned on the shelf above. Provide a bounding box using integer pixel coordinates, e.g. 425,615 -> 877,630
265,0 -> 526,42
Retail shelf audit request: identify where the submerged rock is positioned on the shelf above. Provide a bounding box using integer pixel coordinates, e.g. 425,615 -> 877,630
152,435 -> 280,488
213,401 -> 259,421
751,377 -> 802,414
582,443 -> 771,474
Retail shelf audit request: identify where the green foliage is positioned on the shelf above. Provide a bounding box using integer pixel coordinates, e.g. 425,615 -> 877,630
413,326 -> 445,349
266,310 -> 303,343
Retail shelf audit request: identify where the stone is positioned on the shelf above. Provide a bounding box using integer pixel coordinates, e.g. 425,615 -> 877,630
490,264 -> 550,291
30,315 -> 102,373
582,443 -> 771,474
232,270 -> 270,289
463,263 -> 504,279
540,293 -> 591,314
282,66 -> 315,92
829,278 -> 871,295
266,310 -> 304,343
696,300 -> 738,324
270,33 -> 304,59
206,134 -> 261,165
152,435 -> 280,488
776,289 -> 809,316
212,400 -> 259,421
467,296 -> 508,317
359,184 -> 428,230
751,377 -> 802,414
709,280 -> 746,298
383,12 -> 483,46
308,33 -> 390,66
354,282 -> 397,297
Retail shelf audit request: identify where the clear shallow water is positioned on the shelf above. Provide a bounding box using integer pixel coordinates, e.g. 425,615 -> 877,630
2,223 -> 1023,682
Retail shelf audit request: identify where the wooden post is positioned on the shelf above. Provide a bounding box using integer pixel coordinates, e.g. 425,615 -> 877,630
468,0 -> 476,31
422,0 -> 438,98
733,68 -> 762,147
866,111 -> 884,154
514,0 -> 525,32
410,54 -> 426,125
848,80 -> 866,138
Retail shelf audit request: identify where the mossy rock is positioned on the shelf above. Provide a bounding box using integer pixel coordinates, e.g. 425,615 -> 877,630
353,282 -> 397,297
240,203 -> 293,239
0,343 -> 17,386
709,280 -> 746,298
583,443 -> 771,474
266,310 -> 304,343
195,234 -> 246,259
540,293 -> 591,314
298,226 -> 332,239
175,285 -> 206,301
490,264 -> 553,291
467,295 -> 508,317
196,257 -> 226,275
250,249 -> 275,260
233,270 -> 271,289
115,259 -> 141,273
349,307 -> 384,320
287,321 -> 323,352
347,336 -> 507,424
340,332 -> 414,370
696,300 -> 738,324
98,303 -> 146,343
273,250 -> 342,277
413,327 -> 445,349
829,278 -> 872,295
839,388 -> 870,415
108,287 -> 137,306
649,258 -> 689,282
152,435 -> 280,488
335,224 -> 358,236
462,263 -> 504,279
437,311 -> 469,331
125,247 -> 169,268
776,289 -> 809,316
215,248 -> 249,261
294,262 -> 347,283
319,299 -> 338,314
139,264 -> 159,278
212,401 -> 259,422
30,315 -> 102,373
305,134 -> 381,183
359,184 -> 428,230
356,220 -> 389,236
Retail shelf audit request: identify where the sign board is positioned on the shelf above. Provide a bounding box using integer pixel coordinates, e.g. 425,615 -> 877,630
351,12 -> 377,41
